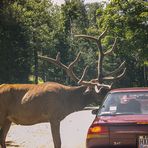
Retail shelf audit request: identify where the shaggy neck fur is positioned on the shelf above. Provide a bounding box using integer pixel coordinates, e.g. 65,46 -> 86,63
66,86 -> 94,113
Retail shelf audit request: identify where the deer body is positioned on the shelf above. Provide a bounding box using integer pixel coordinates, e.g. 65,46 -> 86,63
0,82 -> 100,148
0,84 -> 34,124
5,82 -> 95,125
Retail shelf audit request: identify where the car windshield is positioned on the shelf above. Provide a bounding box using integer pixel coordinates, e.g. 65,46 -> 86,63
98,91 -> 148,116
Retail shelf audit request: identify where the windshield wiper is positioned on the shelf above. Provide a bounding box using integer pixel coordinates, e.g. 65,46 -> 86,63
100,112 -> 139,116
116,112 -> 138,115
100,113 -> 116,116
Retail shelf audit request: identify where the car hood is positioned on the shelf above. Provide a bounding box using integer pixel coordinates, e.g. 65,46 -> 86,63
95,115 -> 148,124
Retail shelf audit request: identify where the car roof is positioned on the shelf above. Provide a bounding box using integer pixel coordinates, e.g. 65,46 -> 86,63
110,87 -> 148,93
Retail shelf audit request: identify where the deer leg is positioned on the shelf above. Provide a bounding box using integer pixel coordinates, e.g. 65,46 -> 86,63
0,119 -> 11,148
50,120 -> 61,148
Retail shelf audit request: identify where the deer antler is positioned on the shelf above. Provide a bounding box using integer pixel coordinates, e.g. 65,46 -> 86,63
75,28 -> 108,83
39,52 -> 79,82
38,52 -> 93,86
75,28 -> 126,89
39,29 -> 126,92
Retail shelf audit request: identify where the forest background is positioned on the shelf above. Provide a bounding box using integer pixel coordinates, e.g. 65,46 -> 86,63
0,0 -> 147,88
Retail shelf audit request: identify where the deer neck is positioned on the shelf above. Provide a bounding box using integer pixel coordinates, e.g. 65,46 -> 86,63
67,86 -> 93,112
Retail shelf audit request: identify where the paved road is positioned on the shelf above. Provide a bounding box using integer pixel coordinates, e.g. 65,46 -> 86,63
6,110 -> 95,148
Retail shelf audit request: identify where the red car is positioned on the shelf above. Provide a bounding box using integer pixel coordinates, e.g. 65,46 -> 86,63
86,87 -> 148,148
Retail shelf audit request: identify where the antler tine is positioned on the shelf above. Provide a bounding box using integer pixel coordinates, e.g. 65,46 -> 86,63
38,54 -> 67,71
75,28 -> 108,47
66,52 -> 82,82
97,83 -> 112,89
98,27 -> 108,41
74,35 -> 98,42
67,52 -> 93,85
56,52 -> 61,61
78,65 -> 89,85
115,67 -> 126,80
103,67 -> 126,81
68,52 -> 81,69
104,38 -> 117,55
105,61 -> 126,77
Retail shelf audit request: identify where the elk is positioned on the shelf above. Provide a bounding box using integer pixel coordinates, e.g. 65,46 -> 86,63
0,29 -> 126,148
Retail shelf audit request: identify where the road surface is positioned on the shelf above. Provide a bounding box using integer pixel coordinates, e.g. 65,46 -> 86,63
6,110 -> 95,148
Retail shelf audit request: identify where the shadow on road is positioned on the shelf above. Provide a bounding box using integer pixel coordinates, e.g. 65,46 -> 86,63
6,141 -> 19,147
6,110 -> 95,148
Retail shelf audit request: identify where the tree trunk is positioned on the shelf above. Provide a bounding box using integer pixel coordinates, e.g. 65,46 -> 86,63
34,50 -> 38,84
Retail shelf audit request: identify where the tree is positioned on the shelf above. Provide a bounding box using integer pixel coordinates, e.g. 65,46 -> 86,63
0,0 -> 32,83
0,0 -> 56,83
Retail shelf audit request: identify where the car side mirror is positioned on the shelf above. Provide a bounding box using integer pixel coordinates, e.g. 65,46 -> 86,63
92,109 -> 98,115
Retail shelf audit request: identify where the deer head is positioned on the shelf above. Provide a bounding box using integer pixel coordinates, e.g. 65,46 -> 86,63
38,28 -> 126,98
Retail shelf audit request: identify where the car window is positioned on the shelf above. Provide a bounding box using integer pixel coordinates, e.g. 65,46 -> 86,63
98,92 -> 148,115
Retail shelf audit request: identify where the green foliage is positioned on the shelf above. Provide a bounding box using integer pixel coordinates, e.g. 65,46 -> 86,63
0,0 -> 32,83
29,75 -> 44,84
61,0 -> 88,34
0,0 -> 147,87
